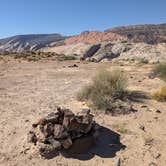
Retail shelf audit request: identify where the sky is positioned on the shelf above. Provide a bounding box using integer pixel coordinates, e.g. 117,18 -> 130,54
0,0 -> 165,38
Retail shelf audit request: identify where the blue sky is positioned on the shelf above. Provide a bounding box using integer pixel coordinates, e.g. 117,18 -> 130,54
0,0 -> 165,38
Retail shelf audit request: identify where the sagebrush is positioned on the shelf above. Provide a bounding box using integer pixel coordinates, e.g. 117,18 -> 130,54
77,68 -> 128,109
153,62 -> 166,81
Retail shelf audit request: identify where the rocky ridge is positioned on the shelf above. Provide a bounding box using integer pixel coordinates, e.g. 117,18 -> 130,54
44,41 -> 166,63
0,23 -> 165,53
108,23 -> 166,44
0,34 -> 66,52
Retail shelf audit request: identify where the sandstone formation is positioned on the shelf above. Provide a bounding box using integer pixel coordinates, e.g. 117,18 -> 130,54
108,23 -> 166,44
0,23 -> 165,53
63,31 -> 126,45
115,43 -> 166,63
43,41 -> 166,62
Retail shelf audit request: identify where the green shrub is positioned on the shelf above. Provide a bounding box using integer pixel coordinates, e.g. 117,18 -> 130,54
152,85 -> 166,102
153,62 -> 166,81
57,55 -> 76,61
77,68 -> 128,110
137,58 -> 149,66
139,58 -> 149,64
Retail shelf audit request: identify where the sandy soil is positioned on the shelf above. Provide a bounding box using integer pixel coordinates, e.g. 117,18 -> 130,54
0,59 -> 165,166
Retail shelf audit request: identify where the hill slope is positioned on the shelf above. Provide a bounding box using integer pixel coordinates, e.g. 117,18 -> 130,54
0,23 -> 166,53
0,34 -> 66,52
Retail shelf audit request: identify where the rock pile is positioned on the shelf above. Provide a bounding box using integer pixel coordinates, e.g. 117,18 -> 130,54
27,107 -> 97,157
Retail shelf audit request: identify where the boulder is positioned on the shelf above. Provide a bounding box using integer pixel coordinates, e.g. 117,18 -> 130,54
53,124 -> 68,139
89,42 -> 113,62
111,42 -> 131,56
68,113 -> 93,133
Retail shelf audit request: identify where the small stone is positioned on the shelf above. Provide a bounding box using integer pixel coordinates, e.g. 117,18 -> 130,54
153,117 -> 158,120
32,123 -> 38,128
61,137 -> 72,149
141,105 -> 148,108
27,131 -> 37,144
37,143 -> 58,157
45,113 -> 59,124
115,157 -> 121,166
68,64 -> 78,68
149,162 -> 157,166
139,124 -> 145,131
35,126 -> 46,143
156,110 -> 161,113
43,123 -> 54,137
33,118 -> 47,128
47,137 -> 61,149
63,109 -> 75,128
152,152 -> 161,159
148,73 -> 156,79
54,124 -> 68,139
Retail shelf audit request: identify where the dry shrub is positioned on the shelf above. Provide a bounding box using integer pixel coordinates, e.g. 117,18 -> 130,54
153,62 -> 166,81
152,85 -> 166,102
77,68 -> 128,110
57,54 -> 76,61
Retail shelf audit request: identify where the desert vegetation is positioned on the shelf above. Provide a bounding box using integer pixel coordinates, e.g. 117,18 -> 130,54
152,85 -> 166,102
152,63 -> 166,102
153,62 -> 166,81
0,51 -> 77,62
77,68 -> 128,110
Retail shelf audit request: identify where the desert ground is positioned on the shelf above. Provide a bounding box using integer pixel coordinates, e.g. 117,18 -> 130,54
0,59 -> 165,166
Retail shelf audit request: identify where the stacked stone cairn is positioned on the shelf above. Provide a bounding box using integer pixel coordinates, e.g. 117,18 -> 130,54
27,107 -> 98,157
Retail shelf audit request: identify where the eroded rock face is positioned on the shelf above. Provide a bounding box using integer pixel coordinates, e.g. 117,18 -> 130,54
108,23 -> 166,44
27,107 -> 97,157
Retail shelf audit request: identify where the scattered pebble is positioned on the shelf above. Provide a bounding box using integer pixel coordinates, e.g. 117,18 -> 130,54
153,117 -> 158,120
149,162 -> 157,166
68,64 -> 78,68
115,157 -> 121,166
139,124 -> 145,131
152,152 -> 161,159
141,105 -> 148,108
156,110 -> 161,113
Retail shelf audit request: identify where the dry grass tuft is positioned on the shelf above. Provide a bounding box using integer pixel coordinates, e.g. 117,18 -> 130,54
152,85 -> 166,102
112,123 -> 128,134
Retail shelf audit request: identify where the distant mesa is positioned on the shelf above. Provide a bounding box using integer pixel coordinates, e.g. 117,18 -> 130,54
0,23 -> 166,53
